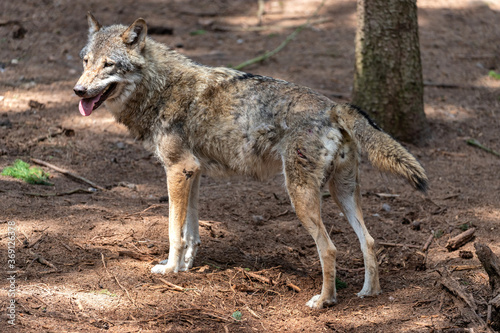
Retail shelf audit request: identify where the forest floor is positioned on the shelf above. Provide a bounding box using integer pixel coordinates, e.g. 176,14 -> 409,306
1,0 -> 499,332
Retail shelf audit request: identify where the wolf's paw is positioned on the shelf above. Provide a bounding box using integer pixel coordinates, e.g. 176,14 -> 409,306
305,294 -> 337,309
356,288 -> 382,298
151,263 -> 176,274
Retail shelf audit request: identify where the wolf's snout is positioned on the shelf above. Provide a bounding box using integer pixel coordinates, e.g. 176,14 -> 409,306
73,84 -> 88,97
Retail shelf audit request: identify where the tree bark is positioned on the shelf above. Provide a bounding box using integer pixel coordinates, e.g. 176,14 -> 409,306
353,0 -> 429,145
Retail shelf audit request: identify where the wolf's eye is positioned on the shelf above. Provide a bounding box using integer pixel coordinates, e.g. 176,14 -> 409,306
83,58 -> 88,66
104,61 -> 114,68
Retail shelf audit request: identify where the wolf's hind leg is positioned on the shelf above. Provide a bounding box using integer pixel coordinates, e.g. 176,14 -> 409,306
286,176 -> 337,309
328,153 -> 381,297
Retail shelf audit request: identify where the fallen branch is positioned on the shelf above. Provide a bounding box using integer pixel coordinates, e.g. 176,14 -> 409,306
474,243 -> 500,296
445,228 -> 476,252
31,158 -> 106,191
232,0 -> 326,70
440,271 -> 477,311
440,269 -> 493,331
474,243 -> 500,323
466,139 -> 500,158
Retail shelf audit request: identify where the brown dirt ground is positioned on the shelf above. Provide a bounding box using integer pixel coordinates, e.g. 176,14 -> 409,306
1,0 -> 500,332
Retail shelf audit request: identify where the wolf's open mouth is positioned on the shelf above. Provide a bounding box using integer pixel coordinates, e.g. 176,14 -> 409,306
78,82 -> 117,116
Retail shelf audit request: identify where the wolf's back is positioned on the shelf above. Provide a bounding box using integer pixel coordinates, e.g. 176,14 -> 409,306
333,103 -> 428,192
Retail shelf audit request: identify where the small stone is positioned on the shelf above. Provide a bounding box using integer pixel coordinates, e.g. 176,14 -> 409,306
252,215 -> 264,223
411,221 -> 421,231
0,118 -> 12,128
382,203 -> 391,212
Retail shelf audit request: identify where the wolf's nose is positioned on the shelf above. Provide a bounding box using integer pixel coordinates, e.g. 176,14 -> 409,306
73,85 -> 87,97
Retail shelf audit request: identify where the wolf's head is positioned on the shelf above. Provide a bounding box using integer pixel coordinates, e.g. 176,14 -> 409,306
74,13 -> 147,116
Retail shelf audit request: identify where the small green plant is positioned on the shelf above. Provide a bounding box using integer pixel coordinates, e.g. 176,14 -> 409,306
190,29 -> 206,36
336,277 -> 347,289
434,230 -> 444,239
489,70 -> 500,80
1,159 -> 53,185
232,310 -> 242,321
96,289 -> 117,297
459,223 -> 470,231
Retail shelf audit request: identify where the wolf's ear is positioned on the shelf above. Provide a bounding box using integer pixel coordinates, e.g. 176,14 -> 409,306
87,12 -> 101,35
122,18 -> 147,50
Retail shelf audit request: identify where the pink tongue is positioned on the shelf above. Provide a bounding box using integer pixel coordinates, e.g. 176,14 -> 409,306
78,93 -> 102,116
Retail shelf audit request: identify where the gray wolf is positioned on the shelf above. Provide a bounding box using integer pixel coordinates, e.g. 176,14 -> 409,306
74,13 -> 427,309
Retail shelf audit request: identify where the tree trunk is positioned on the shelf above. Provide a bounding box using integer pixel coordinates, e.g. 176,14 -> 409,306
353,0 -> 429,145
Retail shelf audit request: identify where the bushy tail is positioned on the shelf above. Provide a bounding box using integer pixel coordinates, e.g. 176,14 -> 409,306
333,103 -> 428,192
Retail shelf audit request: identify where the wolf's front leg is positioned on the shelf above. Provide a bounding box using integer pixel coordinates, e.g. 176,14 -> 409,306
151,153 -> 201,274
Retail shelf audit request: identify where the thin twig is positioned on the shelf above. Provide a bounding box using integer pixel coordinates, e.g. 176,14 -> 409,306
100,253 -> 137,307
286,282 -> 301,293
138,308 -> 232,323
31,158 -> 106,191
59,240 -> 73,252
157,277 -> 186,292
378,242 -> 421,249
24,188 -> 96,197
29,249 -> 58,270
422,234 -> 434,252
236,267 -> 274,285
